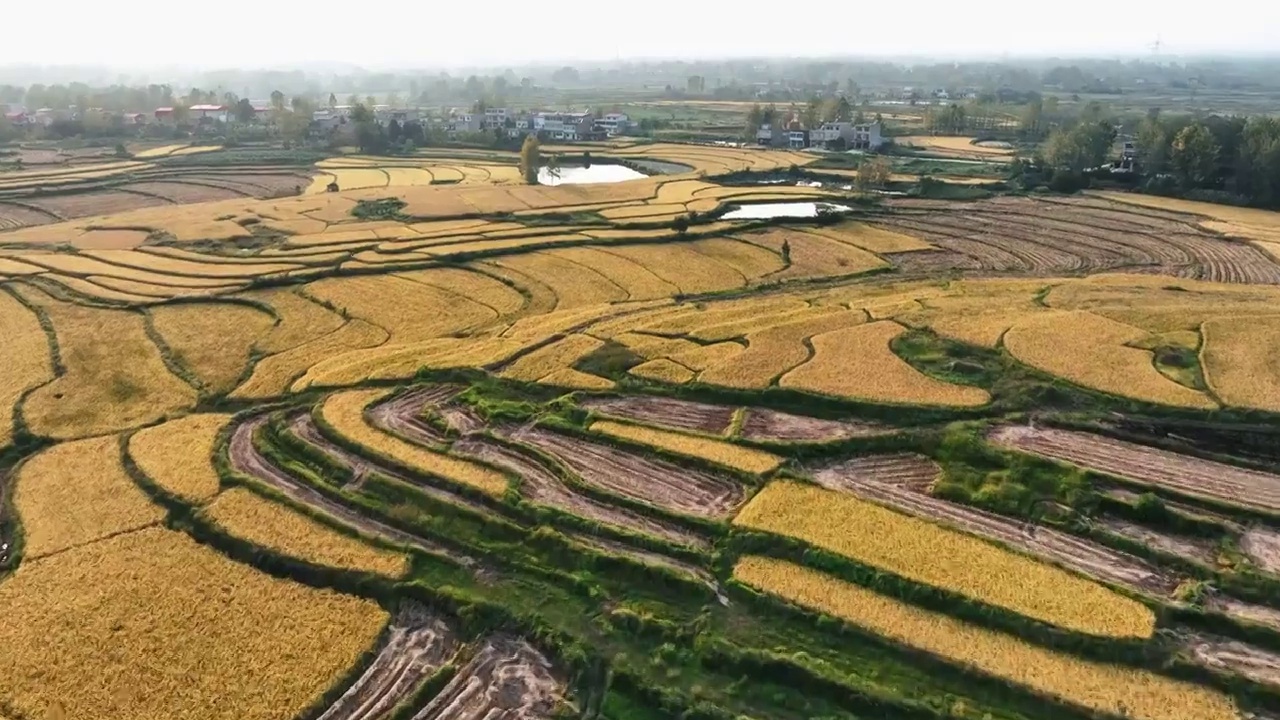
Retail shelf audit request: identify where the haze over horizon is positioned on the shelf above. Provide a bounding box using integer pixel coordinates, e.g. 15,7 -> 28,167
4,0 -> 1279,72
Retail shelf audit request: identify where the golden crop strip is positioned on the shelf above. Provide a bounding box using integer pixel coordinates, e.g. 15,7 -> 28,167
237,287 -> 345,354
500,333 -> 606,383
14,286 -> 198,439
1201,315 -> 1280,412
396,267 -> 527,316
603,244 -> 749,295
81,249 -> 303,278
739,228 -> 887,283
540,367 -> 617,390
231,320 -> 388,399
689,238 -> 787,279
0,289 -> 53,447
320,389 -> 509,496
128,414 -> 232,503
591,419 -> 780,474
700,309 -> 866,389
1003,310 -> 1215,409
150,302 -> 276,395
546,247 -> 680,301
306,274 -> 498,343
20,253 -> 249,287
13,435 -> 165,558
203,488 -> 408,576
734,557 -> 1232,720
86,275 -> 244,299
629,358 -> 695,384
734,481 -> 1155,638
780,321 -> 991,406
491,252 -> 628,308
0,258 -> 47,275
40,274 -> 160,304
807,222 -> 935,254
0,526 -> 387,720
293,336 -> 524,391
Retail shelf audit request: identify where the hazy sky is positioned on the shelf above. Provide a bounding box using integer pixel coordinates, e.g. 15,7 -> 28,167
4,0 -> 1278,69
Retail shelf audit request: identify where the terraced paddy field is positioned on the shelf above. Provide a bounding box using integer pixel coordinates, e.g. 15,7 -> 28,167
6,141 -> 1280,720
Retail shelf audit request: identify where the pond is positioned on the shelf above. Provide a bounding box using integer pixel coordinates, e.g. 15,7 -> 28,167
721,202 -> 853,220
538,164 -> 648,185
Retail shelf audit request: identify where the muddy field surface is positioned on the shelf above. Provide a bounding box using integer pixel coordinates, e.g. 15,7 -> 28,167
876,196 -> 1280,285
1095,518 -> 1219,565
369,386 -> 463,447
504,426 -> 745,519
581,396 -> 736,434
319,602 -> 460,720
230,416 -> 468,563
1185,632 -> 1280,687
436,404 -> 485,436
288,413 -> 377,486
1242,526 -> 1280,576
409,635 -> 563,720
813,453 -> 1178,594
991,425 -> 1280,514
740,408 -> 891,443
453,436 -> 708,550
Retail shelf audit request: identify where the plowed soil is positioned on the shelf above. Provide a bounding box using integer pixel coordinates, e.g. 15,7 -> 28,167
813,453 -> 1178,594
230,416 -> 469,563
740,408 -> 891,443
318,602 -> 460,720
409,635 -> 563,720
368,386 -> 462,447
581,396 -> 736,434
876,195 -> 1280,285
1095,518 -> 1219,565
1242,526 -> 1280,575
990,425 -> 1280,514
452,436 -> 708,550
506,426 -> 745,518
1185,632 -> 1280,687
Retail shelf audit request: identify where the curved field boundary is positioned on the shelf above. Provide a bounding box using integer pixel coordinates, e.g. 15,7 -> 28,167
367,386 -> 462,449
740,407 -> 892,443
504,426 -> 745,519
580,396 -> 735,435
228,415 -> 469,564
811,454 -> 1178,595
318,602 -> 460,720
452,436 -> 709,551
408,635 -> 563,720
990,424 -> 1280,515
1184,631 -> 1280,689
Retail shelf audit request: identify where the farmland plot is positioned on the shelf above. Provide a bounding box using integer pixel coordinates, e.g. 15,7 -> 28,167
1185,632 -> 1280,688
810,456 -> 1177,595
505,426 -> 745,518
580,395 -> 737,435
317,603 -> 460,720
740,408 -> 891,443
366,385 -> 462,448
1094,518 -> 1219,566
408,636 -> 564,720
990,425 -> 1280,514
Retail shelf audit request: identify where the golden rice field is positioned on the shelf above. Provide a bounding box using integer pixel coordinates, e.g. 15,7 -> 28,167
0,289 -> 53,447
127,413 -> 232,502
150,302 -> 277,394
202,488 -> 408,577
319,388 -> 509,495
12,435 -> 165,559
1201,315 -> 1280,412
733,557 -> 1235,720
0,527 -> 387,720
589,419 -> 781,474
734,481 -> 1156,638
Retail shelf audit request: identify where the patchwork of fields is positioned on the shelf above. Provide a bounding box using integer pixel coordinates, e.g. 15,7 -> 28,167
3,141 -> 1280,720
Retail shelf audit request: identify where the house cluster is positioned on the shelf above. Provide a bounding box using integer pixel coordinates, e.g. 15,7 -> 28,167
310,105 -> 634,141
2,103 -> 274,127
756,120 -> 884,150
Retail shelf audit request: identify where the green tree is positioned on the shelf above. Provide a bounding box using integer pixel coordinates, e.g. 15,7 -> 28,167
855,157 -> 892,190
270,90 -> 285,111
1170,123 -> 1221,188
1136,111 -> 1171,174
1044,121 -> 1116,173
1020,98 -> 1043,136
519,134 -> 542,184
328,93 -> 338,108
801,98 -> 821,129
234,98 -> 256,124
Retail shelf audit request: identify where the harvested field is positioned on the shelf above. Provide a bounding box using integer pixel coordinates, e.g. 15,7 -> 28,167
580,395 -> 736,435
287,413 -> 376,484
228,416 -> 467,562
1094,518 -> 1219,565
320,389 -> 509,496
122,180 -> 245,203
318,603 -> 460,720
436,403 -> 485,436
734,557 -> 1235,720
1242,526 -> 1280,575
1185,632 -> 1280,688
590,419 -> 781,474
507,426 -> 745,518
24,190 -> 172,219
811,455 -> 1177,594
0,526 -> 388,720
876,195 -> 1280,285
0,201 -> 60,230
408,635 -> 563,720
128,413 -> 232,503
740,408 -> 891,443
203,487 -> 409,577
367,385 -> 461,448
453,436 -> 708,549
737,480 -> 1157,637
990,425 -> 1280,514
